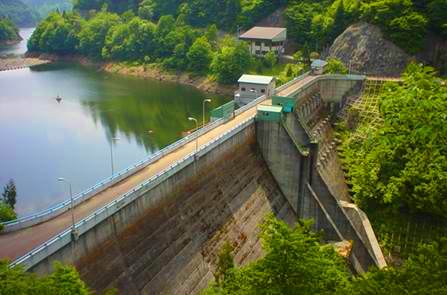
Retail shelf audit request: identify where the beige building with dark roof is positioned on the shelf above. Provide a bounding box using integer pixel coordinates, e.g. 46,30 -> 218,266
239,26 -> 287,57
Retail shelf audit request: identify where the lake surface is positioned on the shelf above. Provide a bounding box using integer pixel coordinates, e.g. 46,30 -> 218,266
0,29 -> 228,216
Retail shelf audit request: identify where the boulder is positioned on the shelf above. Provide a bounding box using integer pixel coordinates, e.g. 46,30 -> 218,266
329,22 -> 411,76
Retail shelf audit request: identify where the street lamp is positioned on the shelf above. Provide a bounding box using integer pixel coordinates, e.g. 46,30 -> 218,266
57,178 -> 75,233
188,117 -> 199,155
202,98 -> 212,128
109,137 -> 120,176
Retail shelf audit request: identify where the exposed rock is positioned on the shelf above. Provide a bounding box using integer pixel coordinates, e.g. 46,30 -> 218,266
329,22 -> 411,76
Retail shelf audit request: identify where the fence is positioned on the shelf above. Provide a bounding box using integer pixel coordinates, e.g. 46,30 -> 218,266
10,116 -> 256,270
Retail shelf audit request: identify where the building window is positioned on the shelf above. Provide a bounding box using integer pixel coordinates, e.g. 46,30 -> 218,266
241,87 -> 246,91
262,51 -> 268,55
255,50 -> 261,55
255,41 -> 261,46
261,89 -> 266,93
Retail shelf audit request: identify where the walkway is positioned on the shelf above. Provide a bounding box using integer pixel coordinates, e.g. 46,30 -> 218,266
0,74 -> 318,263
276,75 -> 316,97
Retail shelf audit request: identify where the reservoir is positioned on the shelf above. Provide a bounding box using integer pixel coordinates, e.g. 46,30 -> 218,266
0,29 -> 228,216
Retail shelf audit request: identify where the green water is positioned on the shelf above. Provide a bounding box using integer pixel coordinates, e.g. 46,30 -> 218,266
0,32 -> 228,216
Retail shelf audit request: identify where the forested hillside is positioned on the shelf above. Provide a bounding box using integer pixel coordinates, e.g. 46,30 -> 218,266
73,0 -> 287,30
0,0 -> 38,27
28,0 -> 447,81
22,0 -> 72,20
0,0 -> 71,27
71,0 -> 446,54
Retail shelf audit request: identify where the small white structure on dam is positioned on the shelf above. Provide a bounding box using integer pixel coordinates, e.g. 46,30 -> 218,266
235,74 -> 276,106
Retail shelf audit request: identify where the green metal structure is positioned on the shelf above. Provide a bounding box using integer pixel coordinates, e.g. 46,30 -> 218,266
256,105 -> 283,122
211,101 -> 235,120
272,95 -> 296,113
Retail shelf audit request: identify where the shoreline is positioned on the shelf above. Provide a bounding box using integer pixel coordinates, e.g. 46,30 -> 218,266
0,38 -> 22,47
30,53 -> 236,96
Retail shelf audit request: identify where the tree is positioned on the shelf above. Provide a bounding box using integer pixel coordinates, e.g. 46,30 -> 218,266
348,239 -> 447,294
103,17 -> 156,61
27,11 -> 82,54
203,215 -> 351,294
211,39 -> 252,84
427,0 -> 447,35
325,57 -> 348,74
341,64 -> 447,217
78,11 -> 120,58
187,36 -> 212,73
205,24 -> 218,44
138,0 -> 154,20
263,51 -> 277,68
214,242 -> 234,285
0,261 -> 90,294
2,180 -> 16,210
0,18 -> 20,43
293,50 -> 303,63
0,202 -> 16,223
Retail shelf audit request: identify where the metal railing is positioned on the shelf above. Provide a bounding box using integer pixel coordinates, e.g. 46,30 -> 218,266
274,72 -> 310,95
2,72 -> 359,232
2,81 -> 273,233
11,116 -> 256,270
0,117 -> 221,232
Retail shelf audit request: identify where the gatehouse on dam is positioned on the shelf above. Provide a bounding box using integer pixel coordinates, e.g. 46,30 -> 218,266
0,73 -> 387,294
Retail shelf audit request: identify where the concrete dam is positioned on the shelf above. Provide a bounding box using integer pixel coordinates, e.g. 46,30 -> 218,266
0,73 -> 387,294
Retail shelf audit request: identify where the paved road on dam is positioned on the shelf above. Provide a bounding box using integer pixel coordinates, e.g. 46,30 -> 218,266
0,75 -> 317,262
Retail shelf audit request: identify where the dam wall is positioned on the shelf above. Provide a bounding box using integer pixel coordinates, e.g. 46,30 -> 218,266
29,119 -> 297,294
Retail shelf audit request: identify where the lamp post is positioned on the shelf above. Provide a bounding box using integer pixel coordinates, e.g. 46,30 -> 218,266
146,130 -> 154,153
58,178 -> 75,231
188,117 -> 199,155
202,98 -> 212,128
109,137 -> 120,176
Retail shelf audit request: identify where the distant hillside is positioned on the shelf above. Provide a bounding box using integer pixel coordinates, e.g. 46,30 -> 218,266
0,0 -> 38,27
22,0 -> 72,19
0,0 -> 71,27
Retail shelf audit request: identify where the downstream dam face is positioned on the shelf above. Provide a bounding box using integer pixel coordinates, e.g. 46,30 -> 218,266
13,74 -> 388,294
30,123 -> 297,294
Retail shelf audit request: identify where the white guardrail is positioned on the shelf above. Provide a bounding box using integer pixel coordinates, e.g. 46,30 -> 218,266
0,118 -> 221,232
1,89 -> 266,233
8,72 -> 360,269
1,72 -> 357,233
11,116 -> 256,270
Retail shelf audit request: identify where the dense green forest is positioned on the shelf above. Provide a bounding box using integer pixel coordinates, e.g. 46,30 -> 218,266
338,64 -> 447,257
27,0 -> 447,83
2,214 -> 446,294
0,0 -> 71,27
0,18 -> 20,43
285,0 -> 447,54
340,64 -> 447,219
0,261 -> 90,294
27,10 -> 260,83
70,0 -> 446,54
204,215 -> 447,294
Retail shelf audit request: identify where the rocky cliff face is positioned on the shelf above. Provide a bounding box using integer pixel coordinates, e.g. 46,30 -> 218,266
329,22 -> 411,76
